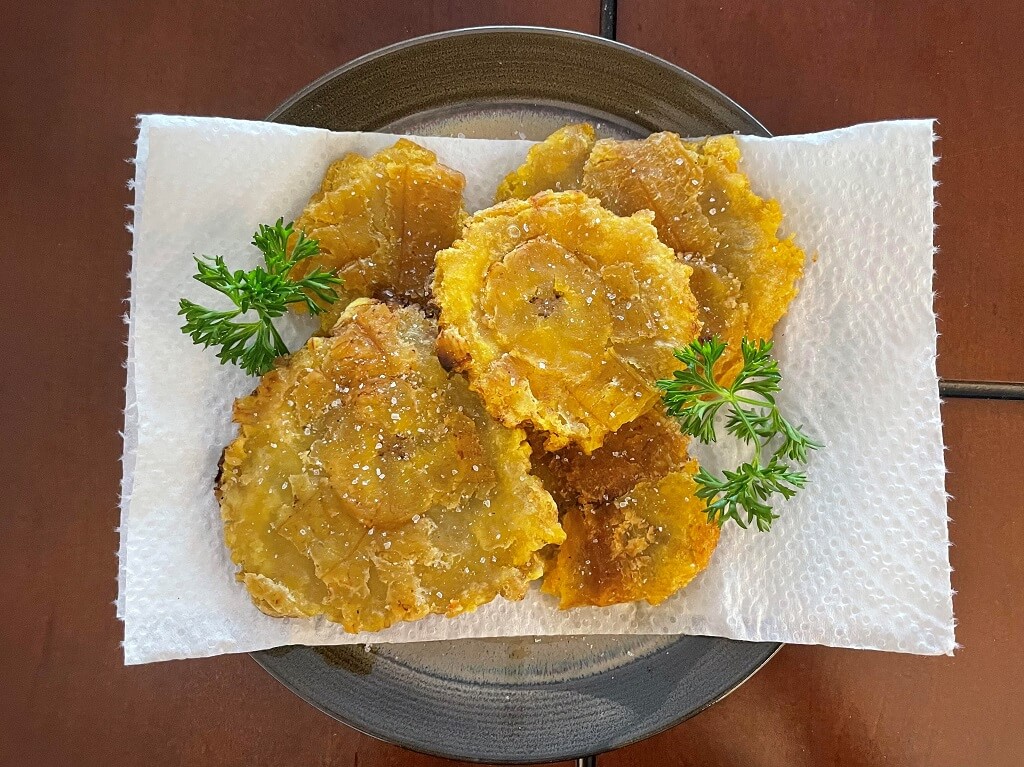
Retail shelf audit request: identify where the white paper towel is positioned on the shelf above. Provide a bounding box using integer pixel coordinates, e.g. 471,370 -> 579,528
120,115 -> 953,664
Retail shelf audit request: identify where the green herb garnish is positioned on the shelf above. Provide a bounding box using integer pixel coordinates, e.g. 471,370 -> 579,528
657,336 -> 821,532
178,219 -> 341,376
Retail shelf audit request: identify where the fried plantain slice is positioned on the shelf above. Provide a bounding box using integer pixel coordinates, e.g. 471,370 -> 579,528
541,458 -> 720,609
218,299 -> 564,633
529,409 -> 689,511
433,190 -> 701,454
685,135 -> 806,345
583,131 -> 805,380
500,126 -> 805,382
581,132 -> 748,373
494,123 -> 596,202
583,132 -> 719,256
530,409 -> 719,608
290,139 -> 466,329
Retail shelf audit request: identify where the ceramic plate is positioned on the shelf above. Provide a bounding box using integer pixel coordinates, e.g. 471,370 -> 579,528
257,27 -> 779,764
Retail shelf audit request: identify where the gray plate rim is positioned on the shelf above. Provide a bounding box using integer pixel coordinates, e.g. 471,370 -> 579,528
252,641 -> 781,763
266,26 -> 769,137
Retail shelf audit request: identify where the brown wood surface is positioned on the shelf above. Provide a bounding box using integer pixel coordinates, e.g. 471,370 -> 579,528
618,0 -> 1024,384
2,1 -> 1021,766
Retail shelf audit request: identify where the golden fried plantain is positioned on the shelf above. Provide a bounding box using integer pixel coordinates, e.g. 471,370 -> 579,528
218,299 -> 564,633
581,134 -> 739,368
290,139 -> 466,329
583,132 -> 718,256
530,409 -> 719,608
541,459 -> 720,609
686,135 -> 806,344
433,190 -> 701,454
584,132 -> 804,380
500,126 -> 805,382
529,409 -> 689,511
494,123 -> 596,202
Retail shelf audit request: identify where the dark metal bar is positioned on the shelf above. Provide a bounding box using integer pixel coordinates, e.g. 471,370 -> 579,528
577,756 -> 598,767
939,380 -> 1024,400
600,0 -> 617,39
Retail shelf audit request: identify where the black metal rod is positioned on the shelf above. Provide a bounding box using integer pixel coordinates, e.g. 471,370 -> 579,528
577,756 -> 598,767
939,380 -> 1024,400
600,0 -> 617,39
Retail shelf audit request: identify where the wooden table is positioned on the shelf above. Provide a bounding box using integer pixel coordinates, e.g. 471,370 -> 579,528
3,2 -> 1021,765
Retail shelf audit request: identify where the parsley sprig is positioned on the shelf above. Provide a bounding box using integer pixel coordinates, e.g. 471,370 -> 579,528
178,219 -> 341,376
657,337 -> 821,532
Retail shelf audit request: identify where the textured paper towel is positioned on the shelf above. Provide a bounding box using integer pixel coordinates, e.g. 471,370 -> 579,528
120,115 -> 952,664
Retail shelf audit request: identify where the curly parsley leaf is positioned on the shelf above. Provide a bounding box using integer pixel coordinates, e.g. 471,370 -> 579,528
178,219 -> 341,376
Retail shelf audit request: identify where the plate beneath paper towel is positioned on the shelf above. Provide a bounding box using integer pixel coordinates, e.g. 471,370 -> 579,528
255,27 -> 779,764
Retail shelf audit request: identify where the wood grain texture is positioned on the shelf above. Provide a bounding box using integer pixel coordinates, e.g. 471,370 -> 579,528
0,2 -> 593,766
600,398 -> 1023,767
618,0 -> 1024,383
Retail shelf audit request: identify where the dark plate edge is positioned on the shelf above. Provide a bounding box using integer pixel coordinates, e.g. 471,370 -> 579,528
265,26 -> 770,139
251,641 -> 781,764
